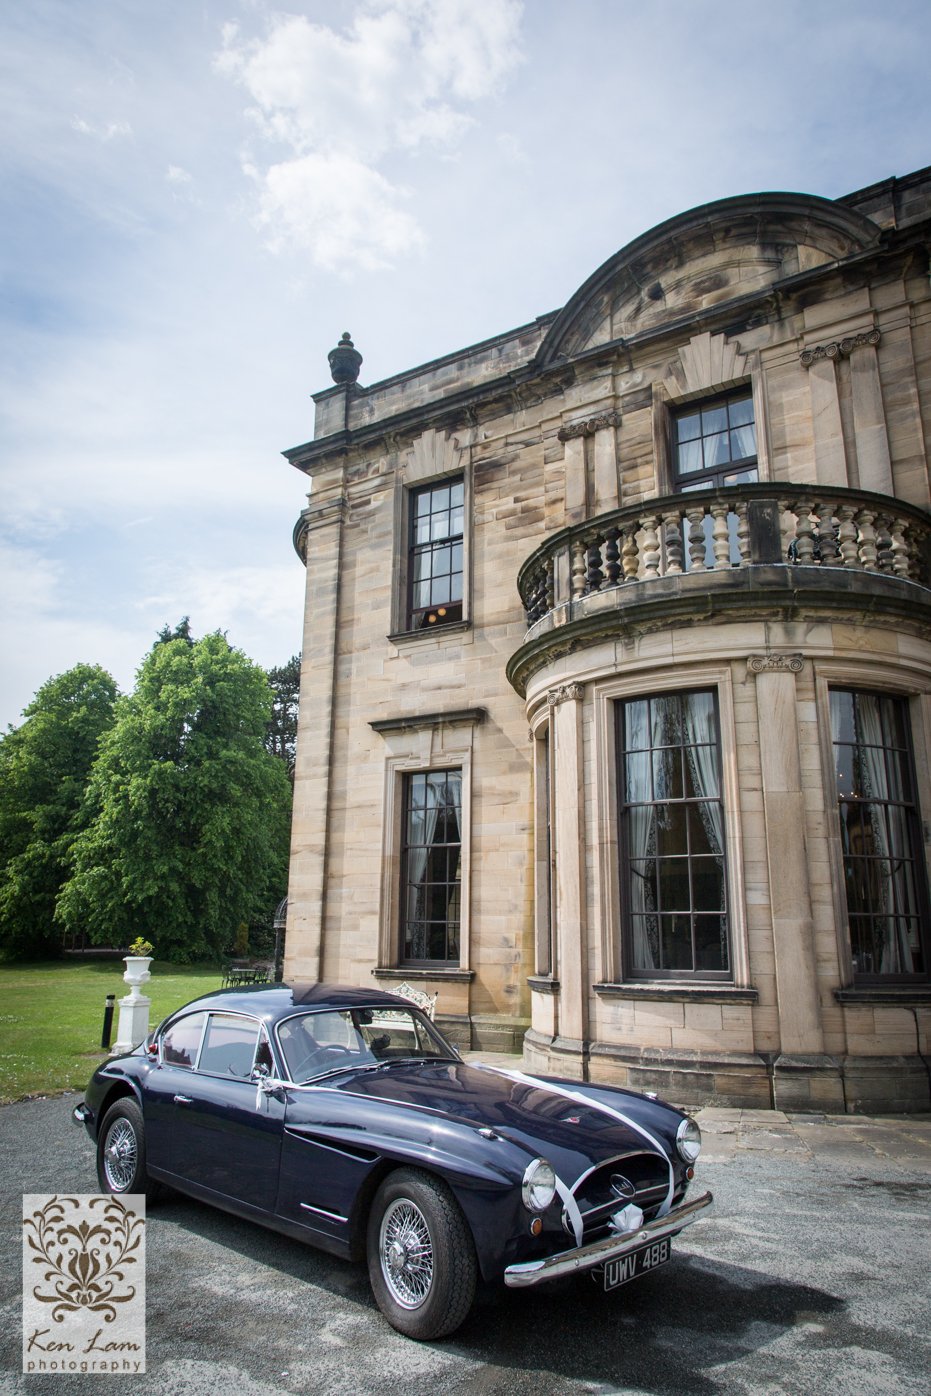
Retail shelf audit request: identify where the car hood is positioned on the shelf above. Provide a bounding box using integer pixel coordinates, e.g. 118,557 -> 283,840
335,1059 -> 675,1184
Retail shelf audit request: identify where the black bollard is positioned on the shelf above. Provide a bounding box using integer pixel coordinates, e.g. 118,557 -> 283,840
101,993 -> 115,1050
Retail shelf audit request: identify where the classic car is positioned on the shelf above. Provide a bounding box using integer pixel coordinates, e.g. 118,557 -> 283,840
74,984 -> 713,1340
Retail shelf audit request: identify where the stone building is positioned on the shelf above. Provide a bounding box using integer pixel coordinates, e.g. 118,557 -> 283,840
284,166 -> 931,1113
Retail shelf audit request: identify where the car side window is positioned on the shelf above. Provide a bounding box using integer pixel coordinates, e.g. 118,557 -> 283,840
161,1012 -> 207,1069
198,1014 -> 261,1079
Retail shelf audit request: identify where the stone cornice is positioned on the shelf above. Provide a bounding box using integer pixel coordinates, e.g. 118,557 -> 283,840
369,707 -> 487,734
506,566 -> 931,697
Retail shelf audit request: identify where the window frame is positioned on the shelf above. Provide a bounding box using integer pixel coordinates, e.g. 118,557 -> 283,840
405,477 -> 465,633
671,388 -> 759,494
589,666 -> 749,990
827,685 -> 931,985
615,688 -> 732,982
399,767 -> 463,967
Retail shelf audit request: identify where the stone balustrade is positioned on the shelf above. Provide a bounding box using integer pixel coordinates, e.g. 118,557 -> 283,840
517,484 -> 931,628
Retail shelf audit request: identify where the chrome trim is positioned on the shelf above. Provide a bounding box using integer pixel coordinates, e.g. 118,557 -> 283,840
72,1103 -> 91,1127
504,1190 -> 713,1289
568,1150 -> 657,1200
299,1202 -> 349,1224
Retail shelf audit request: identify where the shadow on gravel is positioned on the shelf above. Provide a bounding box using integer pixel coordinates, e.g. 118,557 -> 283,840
146,1194 -> 845,1395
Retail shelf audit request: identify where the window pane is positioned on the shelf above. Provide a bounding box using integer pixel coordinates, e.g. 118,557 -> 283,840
199,1015 -> 260,1077
701,405 -> 727,435
162,1013 -> 205,1069
625,700 -> 650,751
625,750 -> 651,802
695,916 -> 728,971
704,431 -> 730,467
728,396 -> 754,428
677,411 -> 702,442
661,915 -> 693,969
677,439 -> 703,474
730,423 -> 757,458
656,805 -> 688,858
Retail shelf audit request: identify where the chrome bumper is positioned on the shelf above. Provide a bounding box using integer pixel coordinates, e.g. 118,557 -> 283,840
72,1102 -> 92,1128
503,1189 -> 713,1288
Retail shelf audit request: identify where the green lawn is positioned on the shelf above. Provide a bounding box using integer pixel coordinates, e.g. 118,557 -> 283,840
0,959 -> 223,1103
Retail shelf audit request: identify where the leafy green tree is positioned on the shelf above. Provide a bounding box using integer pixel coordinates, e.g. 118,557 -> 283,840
0,665 -> 118,958
265,653 -> 301,780
57,632 -> 293,963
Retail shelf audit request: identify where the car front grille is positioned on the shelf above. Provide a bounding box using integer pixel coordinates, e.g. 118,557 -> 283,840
562,1150 -> 675,1239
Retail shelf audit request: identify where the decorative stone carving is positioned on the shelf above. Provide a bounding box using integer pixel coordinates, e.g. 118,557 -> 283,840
799,328 -> 880,367
747,653 -> 804,675
547,683 -> 584,706
557,411 -> 621,441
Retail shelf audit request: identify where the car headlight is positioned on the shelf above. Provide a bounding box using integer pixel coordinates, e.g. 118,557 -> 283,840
521,1158 -> 557,1212
676,1117 -> 702,1164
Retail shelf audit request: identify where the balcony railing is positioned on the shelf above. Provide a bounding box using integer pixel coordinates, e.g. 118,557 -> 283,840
517,483 -> 931,628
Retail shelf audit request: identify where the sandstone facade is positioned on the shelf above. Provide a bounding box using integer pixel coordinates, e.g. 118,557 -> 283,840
284,169 -> 931,1112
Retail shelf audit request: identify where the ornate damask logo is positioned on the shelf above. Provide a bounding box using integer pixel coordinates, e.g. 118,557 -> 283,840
23,1194 -> 146,1375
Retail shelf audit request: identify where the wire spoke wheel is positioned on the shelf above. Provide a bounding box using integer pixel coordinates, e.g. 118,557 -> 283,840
379,1198 -> 434,1309
102,1117 -> 138,1191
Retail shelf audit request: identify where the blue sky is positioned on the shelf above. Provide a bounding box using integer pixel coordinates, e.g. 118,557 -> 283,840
2,0 -> 929,729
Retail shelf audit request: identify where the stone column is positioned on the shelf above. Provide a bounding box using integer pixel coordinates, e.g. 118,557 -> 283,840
592,425 -> 619,512
284,494 -> 347,984
750,655 -> 842,1110
849,340 -> 893,495
549,683 -> 588,1074
804,353 -> 848,487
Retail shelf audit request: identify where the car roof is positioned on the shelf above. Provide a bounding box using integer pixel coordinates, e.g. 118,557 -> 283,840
161,982 -> 413,1026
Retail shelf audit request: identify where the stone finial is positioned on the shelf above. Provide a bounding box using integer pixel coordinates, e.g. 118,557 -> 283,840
328,331 -> 363,385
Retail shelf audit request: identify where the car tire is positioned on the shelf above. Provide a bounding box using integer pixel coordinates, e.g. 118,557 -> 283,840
96,1098 -> 163,1201
367,1168 -> 477,1340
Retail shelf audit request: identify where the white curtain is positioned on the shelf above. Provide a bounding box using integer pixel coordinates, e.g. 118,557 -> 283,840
625,702 -> 656,969
682,692 -> 724,857
858,698 -> 913,973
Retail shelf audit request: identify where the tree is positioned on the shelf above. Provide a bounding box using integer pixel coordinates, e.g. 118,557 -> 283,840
57,632 -> 293,963
265,653 -> 301,780
0,665 -> 118,958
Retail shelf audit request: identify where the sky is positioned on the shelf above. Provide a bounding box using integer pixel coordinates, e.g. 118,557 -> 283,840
1,0 -> 930,730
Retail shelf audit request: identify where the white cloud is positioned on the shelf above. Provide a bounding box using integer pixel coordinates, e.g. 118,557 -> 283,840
216,0 -> 524,270
251,152 -> 425,271
166,164 -> 193,185
71,115 -> 133,141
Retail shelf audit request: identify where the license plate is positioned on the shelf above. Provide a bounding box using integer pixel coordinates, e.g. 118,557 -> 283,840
602,1237 -> 671,1291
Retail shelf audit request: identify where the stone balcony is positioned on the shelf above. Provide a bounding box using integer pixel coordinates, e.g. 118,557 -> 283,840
506,483 -> 931,695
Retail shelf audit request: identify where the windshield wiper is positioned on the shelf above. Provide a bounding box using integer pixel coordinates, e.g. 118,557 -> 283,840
301,1056 -> 453,1085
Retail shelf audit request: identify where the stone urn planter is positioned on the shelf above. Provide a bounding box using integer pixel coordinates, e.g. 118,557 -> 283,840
122,955 -> 153,1002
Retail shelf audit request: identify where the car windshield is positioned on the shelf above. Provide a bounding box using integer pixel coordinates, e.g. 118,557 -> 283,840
276,1006 -> 456,1084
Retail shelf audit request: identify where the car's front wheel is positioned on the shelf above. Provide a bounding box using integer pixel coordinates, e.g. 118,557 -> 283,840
367,1168 -> 477,1340
96,1098 -> 162,1200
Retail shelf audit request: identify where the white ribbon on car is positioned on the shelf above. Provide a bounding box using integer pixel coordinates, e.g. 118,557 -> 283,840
474,1065 -> 676,1225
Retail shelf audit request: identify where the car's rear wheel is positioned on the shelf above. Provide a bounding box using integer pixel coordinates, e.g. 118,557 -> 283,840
367,1168 -> 477,1340
96,1099 -> 162,1200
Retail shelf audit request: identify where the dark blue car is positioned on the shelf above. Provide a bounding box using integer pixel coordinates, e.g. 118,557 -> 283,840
74,984 -> 712,1340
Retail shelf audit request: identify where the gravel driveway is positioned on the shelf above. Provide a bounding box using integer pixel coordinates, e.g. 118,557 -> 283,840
1,1092 -> 929,1395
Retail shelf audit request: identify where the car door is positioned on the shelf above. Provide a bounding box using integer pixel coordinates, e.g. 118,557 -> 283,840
154,1011 -> 285,1212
